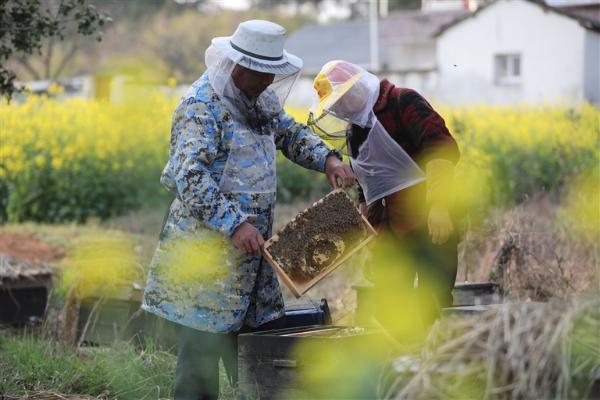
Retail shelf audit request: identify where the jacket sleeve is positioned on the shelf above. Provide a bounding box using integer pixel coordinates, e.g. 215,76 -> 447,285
273,111 -> 339,172
396,89 -> 460,165
161,100 -> 246,237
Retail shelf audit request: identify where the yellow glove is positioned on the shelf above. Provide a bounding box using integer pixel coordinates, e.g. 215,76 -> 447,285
426,159 -> 455,245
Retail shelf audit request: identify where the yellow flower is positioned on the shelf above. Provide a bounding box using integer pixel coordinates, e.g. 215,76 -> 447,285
34,154 -> 46,168
61,233 -> 140,299
51,157 -> 63,170
0,92 -> 597,227
47,82 -> 65,96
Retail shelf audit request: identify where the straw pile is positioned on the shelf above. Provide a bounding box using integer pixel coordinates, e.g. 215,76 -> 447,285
379,296 -> 600,399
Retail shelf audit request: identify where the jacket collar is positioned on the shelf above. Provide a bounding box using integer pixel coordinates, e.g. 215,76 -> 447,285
373,79 -> 395,114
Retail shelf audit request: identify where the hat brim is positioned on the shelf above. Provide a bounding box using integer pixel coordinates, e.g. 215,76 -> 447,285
212,36 -> 302,75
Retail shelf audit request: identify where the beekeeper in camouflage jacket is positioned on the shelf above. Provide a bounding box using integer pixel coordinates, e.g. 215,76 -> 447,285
142,20 -> 353,400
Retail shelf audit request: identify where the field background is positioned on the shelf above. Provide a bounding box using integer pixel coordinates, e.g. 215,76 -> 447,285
1,3 -> 599,396
1,92 -> 598,312
1,94 -> 598,400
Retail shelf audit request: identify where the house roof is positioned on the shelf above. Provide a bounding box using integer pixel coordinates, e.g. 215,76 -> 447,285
435,0 -> 600,37
286,18 -> 373,73
285,10 -> 470,74
380,9 -> 470,41
559,4 -> 600,26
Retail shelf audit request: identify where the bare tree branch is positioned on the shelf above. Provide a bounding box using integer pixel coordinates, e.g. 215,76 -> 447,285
15,57 -> 41,80
44,37 -> 56,79
52,40 -> 80,79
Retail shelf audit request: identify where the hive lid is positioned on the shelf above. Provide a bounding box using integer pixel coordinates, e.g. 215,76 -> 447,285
0,252 -> 53,282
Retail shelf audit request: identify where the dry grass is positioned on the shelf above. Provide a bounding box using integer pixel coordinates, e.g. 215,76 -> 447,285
379,296 -> 600,400
458,195 -> 598,300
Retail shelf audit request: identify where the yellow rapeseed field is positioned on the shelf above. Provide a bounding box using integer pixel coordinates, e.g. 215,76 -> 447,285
0,94 -> 175,222
0,95 -> 598,223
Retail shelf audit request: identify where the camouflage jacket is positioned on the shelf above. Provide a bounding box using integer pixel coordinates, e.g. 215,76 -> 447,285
142,72 -> 335,333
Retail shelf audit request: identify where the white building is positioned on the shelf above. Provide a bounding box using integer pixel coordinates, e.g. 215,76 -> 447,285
286,0 -> 599,107
434,0 -> 600,105
285,8 -> 470,107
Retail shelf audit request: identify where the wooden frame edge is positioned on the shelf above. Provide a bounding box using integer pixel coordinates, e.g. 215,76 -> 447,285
262,198 -> 377,299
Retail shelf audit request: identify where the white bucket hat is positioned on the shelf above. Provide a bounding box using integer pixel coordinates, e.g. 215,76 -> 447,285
211,20 -> 302,75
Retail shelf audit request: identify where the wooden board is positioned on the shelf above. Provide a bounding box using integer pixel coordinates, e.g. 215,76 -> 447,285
263,189 -> 377,298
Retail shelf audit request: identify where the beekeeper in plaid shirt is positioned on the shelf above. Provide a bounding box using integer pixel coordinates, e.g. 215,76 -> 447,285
309,60 -> 460,335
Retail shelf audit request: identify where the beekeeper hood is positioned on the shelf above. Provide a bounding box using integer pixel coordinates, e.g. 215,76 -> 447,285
205,20 -> 302,115
309,60 -> 379,133
309,60 -> 425,205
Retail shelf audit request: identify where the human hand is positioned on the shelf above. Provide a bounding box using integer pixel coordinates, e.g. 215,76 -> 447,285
325,155 -> 355,188
358,202 -> 368,216
231,222 -> 264,255
428,204 -> 453,245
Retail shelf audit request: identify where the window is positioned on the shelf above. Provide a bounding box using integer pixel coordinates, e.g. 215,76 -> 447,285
494,54 -> 521,85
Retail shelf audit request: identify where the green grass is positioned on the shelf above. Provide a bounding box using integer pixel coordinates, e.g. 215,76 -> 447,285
0,332 -> 175,399
0,331 -> 237,399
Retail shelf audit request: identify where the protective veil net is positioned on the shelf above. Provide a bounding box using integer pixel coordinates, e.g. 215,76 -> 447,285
309,62 -> 425,205
205,43 -> 299,116
350,120 -> 425,205
205,44 -> 299,195
307,62 -> 378,150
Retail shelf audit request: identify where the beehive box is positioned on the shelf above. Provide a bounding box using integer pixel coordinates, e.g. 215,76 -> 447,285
452,282 -> 501,306
283,298 -> 332,328
238,325 -> 383,399
0,253 -> 52,326
263,190 -> 376,297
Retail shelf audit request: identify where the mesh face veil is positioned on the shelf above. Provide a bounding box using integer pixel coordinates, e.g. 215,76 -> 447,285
205,43 -> 300,116
310,60 -> 425,205
309,61 -> 380,131
307,61 -> 380,151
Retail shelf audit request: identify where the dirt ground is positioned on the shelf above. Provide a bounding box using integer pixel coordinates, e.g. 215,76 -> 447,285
0,232 -> 64,263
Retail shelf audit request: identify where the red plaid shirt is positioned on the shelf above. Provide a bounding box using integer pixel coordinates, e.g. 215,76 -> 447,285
352,79 -> 460,234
